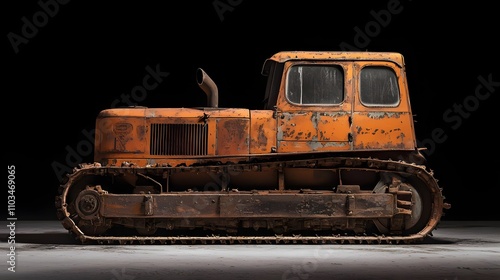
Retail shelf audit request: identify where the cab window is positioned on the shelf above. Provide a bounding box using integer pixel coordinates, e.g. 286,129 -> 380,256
286,65 -> 344,105
360,66 -> 400,107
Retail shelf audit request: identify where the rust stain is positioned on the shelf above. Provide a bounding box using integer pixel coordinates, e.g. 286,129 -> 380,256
137,125 -> 147,140
257,124 -> 267,146
223,119 -> 246,141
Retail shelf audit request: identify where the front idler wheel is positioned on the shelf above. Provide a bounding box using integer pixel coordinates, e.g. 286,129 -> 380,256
75,188 -> 102,220
74,186 -> 110,236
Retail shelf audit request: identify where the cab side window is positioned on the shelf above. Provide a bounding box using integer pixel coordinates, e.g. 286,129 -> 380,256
287,65 -> 344,105
360,66 -> 400,107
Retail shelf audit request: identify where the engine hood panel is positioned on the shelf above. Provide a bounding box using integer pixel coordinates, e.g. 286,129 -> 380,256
98,107 -> 250,119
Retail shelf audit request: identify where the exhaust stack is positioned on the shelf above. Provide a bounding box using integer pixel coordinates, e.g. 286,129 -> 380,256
196,68 -> 218,108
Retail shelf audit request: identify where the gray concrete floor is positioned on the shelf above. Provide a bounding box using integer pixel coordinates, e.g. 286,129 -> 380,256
1,220 -> 499,280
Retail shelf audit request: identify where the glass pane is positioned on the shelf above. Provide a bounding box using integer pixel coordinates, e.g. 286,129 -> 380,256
287,65 -> 344,105
360,67 -> 400,106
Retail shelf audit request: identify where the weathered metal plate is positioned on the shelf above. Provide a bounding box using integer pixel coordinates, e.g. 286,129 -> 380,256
100,193 -> 394,218
101,194 -> 221,218
220,194 -> 394,218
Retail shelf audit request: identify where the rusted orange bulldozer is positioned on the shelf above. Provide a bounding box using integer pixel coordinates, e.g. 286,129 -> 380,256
56,51 -> 449,244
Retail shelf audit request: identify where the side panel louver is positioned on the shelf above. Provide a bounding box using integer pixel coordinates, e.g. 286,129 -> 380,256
150,123 -> 208,155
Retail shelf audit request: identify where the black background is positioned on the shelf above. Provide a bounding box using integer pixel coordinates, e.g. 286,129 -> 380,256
4,0 -> 499,221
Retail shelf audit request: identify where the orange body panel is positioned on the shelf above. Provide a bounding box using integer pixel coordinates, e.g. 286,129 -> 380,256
249,110 -> 276,154
352,112 -> 415,150
277,111 -> 352,152
95,108 -> 251,166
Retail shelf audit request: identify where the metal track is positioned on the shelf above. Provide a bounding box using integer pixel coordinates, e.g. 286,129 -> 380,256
55,157 -> 447,245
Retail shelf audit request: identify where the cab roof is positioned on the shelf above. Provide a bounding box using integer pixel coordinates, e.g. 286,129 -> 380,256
262,51 -> 404,75
268,51 -> 404,64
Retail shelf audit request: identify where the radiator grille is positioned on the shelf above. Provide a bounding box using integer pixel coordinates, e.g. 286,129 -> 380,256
150,123 -> 208,155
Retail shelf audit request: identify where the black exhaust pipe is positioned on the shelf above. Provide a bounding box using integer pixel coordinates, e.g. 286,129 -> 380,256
196,68 -> 218,108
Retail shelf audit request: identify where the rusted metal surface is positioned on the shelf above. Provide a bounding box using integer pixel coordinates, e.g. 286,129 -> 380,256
88,233 -> 428,245
352,112 -> 415,149
249,110 -> 276,153
95,107 -> 252,163
56,157 -> 446,245
216,118 -> 249,154
99,192 -> 395,218
219,193 -> 395,218
264,51 -> 405,66
277,111 -> 351,152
